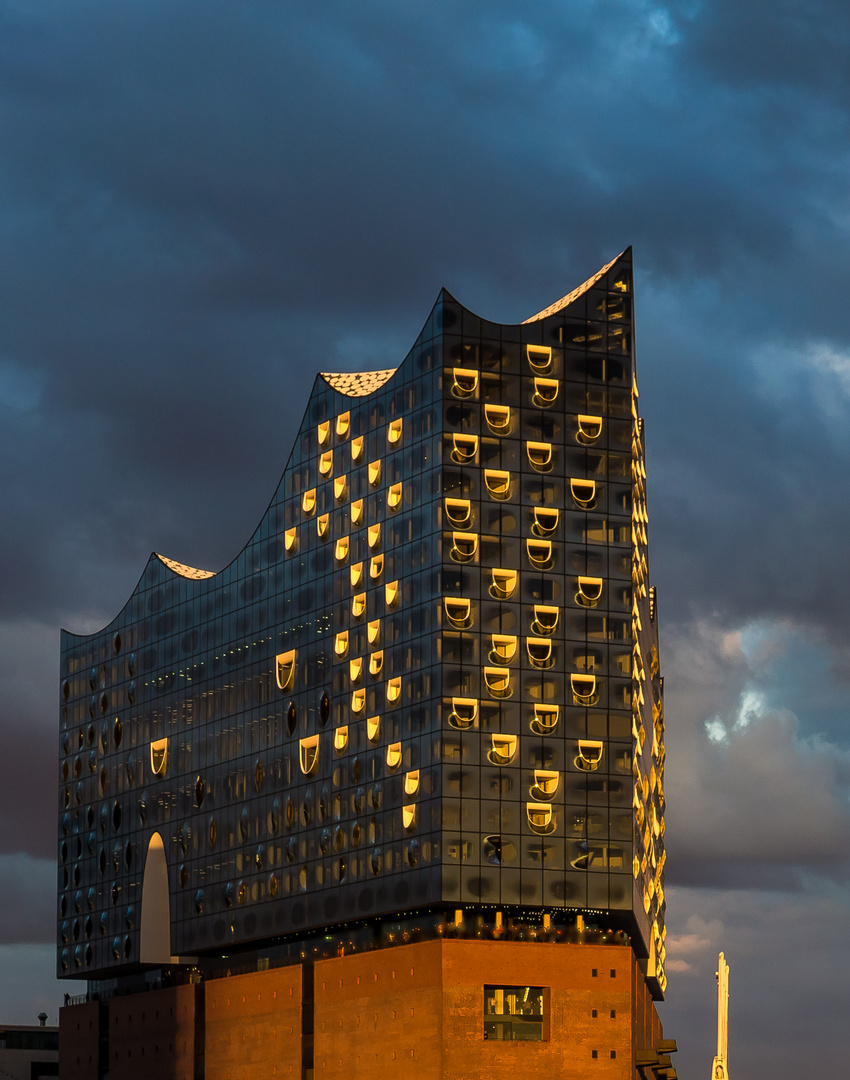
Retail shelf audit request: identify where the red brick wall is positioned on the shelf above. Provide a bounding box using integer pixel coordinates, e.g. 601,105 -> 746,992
107,983 -> 196,1080
59,1000 -> 100,1080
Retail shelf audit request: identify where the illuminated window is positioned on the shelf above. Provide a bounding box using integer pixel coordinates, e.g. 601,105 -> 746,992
532,377 -> 559,408
370,555 -> 383,580
526,344 -> 553,373
450,531 -> 478,563
276,651 -> 296,691
404,770 -> 420,796
388,483 -> 402,510
489,634 -> 518,664
484,986 -> 545,1042
576,576 -> 603,607
299,736 -> 319,775
368,460 -> 381,486
334,631 -> 348,657
319,450 -> 333,476
386,677 -> 401,703
531,605 -> 559,635
451,434 -> 478,464
335,411 -> 350,438
575,740 -> 604,772
352,593 -> 366,619
349,658 -> 363,683
351,688 -> 366,713
448,697 -> 478,729
387,418 -> 403,444
570,478 -> 596,508
577,414 -> 603,443
284,527 -> 297,552
527,638 -> 554,668
334,475 -> 347,501
368,523 -> 381,549
444,498 -> 471,527
484,469 -> 512,501
487,733 -> 517,765
385,580 -> 399,608
317,514 -> 329,538
532,507 -> 559,536
350,562 -> 364,588
570,673 -> 598,705
318,421 -> 331,447
367,619 -> 381,646
530,770 -> 560,799
334,537 -> 349,563
351,436 -> 364,463
401,804 -> 417,831
484,667 -> 512,698
451,367 -> 479,398
526,441 -> 552,472
334,726 -> 348,752
526,802 -> 555,834
527,539 -> 552,568
490,568 -> 517,599
302,488 -> 316,514
386,742 -> 402,769
530,704 -> 559,735
369,652 -> 383,677
367,716 -> 380,743
444,597 -> 472,629
351,498 -> 364,526
484,404 -> 511,433
150,738 -> 167,776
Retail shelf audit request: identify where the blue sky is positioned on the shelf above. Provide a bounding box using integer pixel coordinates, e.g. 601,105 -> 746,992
0,2 -> 849,1074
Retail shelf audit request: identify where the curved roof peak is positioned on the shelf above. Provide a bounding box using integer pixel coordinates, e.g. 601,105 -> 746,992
523,249 -> 628,323
320,369 -> 397,397
155,553 -> 216,580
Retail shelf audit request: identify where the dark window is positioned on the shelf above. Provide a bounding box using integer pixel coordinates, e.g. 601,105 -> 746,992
483,986 -> 545,1041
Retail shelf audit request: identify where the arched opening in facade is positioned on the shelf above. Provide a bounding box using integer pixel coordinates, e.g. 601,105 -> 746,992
139,831 -> 175,965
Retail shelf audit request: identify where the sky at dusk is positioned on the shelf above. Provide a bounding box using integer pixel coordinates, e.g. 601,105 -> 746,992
1,1 -> 849,1074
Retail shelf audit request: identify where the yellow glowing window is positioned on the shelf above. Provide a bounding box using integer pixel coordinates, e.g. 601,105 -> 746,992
484,667 -> 512,698
570,478 -> 596,507
576,576 -> 603,607
388,483 -> 402,510
334,726 -> 349,753
526,344 -> 552,372
451,433 -> 478,463
531,704 -> 559,735
284,527 -> 297,552
385,580 -> 399,607
370,555 -> 383,580
576,740 -> 604,772
386,742 -> 402,769
350,562 -> 363,588
150,738 -> 168,776
526,802 -> 555,834
368,523 -> 381,549
404,770 -> 420,796
351,499 -> 364,526
444,597 -> 472,628
367,715 -> 380,742
275,650 -> 296,691
531,605 -> 559,635
352,592 -> 366,618
368,460 -> 381,486
577,414 -> 603,443
299,735 -> 319,775
319,450 -> 333,476
484,469 -> 512,501
527,539 -> 553,567
318,421 -> 331,447
335,411 -> 350,438
386,677 -> 401,703
532,377 -> 559,407
349,657 -> 363,683
444,498 -> 471,527
369,651 -> 384,677
334,537 -> 349,563
387,418 -> 403,444
334,475 -> 347,501
451,367 -> 479,398
527,637 -> 554,668
490,568 -> 517,599
351,436 -> 364,463
532,507 -> 559,536
351,688 -> 366,713
450,531 -> 478,563
526,441 -> 552,472
530,769 -> 560,799
484,403 -> 511,433
571,673 -> 598,705
367,619 -> 381,646
489,634 -> 518,664
317,514 -> 329,538
302,488 -> 316,514
402,804 -> 416,830
448,697 -> 478,729
334,631 -> 349,658
487,733 -> 517,766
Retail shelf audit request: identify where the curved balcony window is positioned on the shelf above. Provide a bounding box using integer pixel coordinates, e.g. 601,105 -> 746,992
334,475 -> 347,501
450,531 -> 478,563
387,418 -> 403,444
526,344 -> 553,373
487,733 -> 517,766
351,436 -> 364,463
402,804 -> 416,830
532,377 -> 559,408
484,404 -> 511,433
284,527 -> 297,552
530,704 -> 559,736
526,802 -> 555,834
302,488 -> 316,514
570,673 -> 599,706
334,726 -> 349,753
335,411 -> 350,438
577,414 -> 603,443
368,524 -> 381,550
369,651 -> 384,677
276,650 -> 296,691
334,537 -> 349,563
527,538 -> 553,568
352,592 -> 366,618
532,507 -> 559,537
531,605 -> 559,636
451,367 -> 479,398
445,498 -> 471,528
299,735 -> 320,776
484,469 -> 512,501
317,514 -> 329,538
351,688 -> 366,713
349,657 -> 363,684
367,715 -> 380,742
484,667 -> 512,699
404,770 -> 420,796
386,742 -> 402,769
530,769 -> 560,800
318,421 -> 331,447
444,597 -> 472,629
150,738 -> 167,776
570,478 -> 597,508
367,619 -> 381,646
388,483 -> 403,510
575,739 -> 604,772
526,441 -> 553,473
370,555 -> 383,580
570,841 -> 594,870
386,677 -> 402,703
527,637 -> 554,669
319,450 -> 333,476
368,460 -> 381,487
490,568 -> 518,599
451,433 -> 479,464
351,498 -> 364,526
448,697 -> 478,729
350,562 -> 364,589
489,634 -> 518,665
385,580 -> 399,607
576,576 -> 603,607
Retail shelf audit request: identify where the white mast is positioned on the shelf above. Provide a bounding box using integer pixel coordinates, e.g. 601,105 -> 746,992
711,952 -> 730,1080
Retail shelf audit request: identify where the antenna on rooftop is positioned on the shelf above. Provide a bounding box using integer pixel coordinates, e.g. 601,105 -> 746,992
711,952 -> 730,1080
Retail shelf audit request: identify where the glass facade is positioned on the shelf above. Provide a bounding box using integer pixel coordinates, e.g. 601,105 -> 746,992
58,248 -> 666,997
